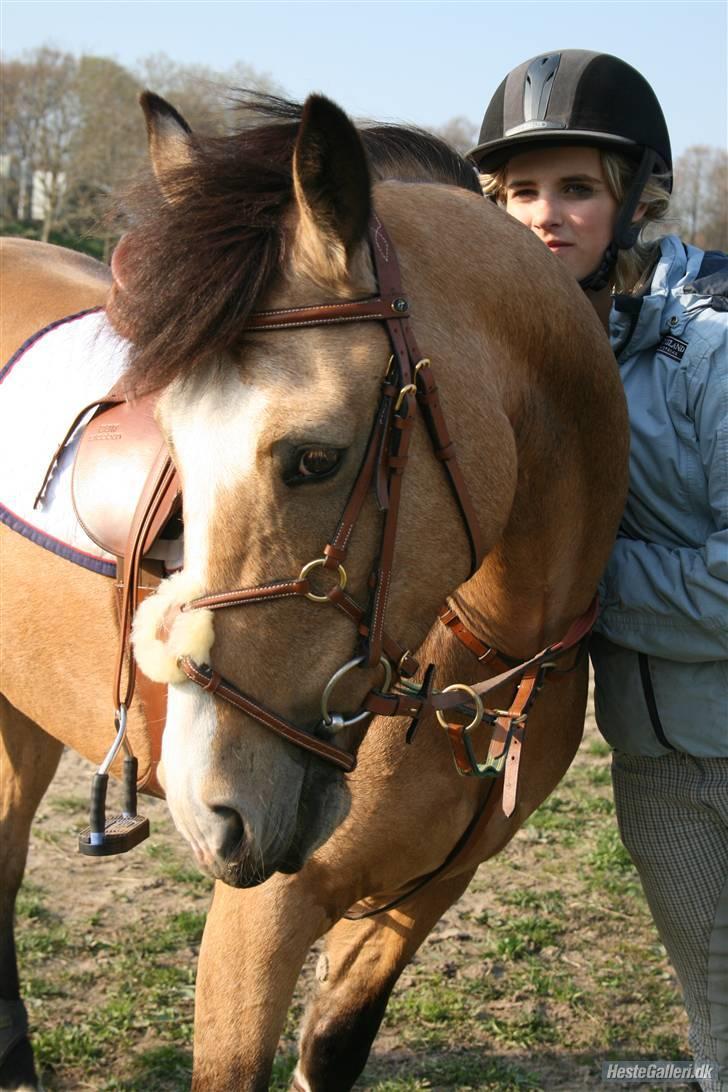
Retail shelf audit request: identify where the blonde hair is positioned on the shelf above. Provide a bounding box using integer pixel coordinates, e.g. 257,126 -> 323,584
479,148 -> 675,293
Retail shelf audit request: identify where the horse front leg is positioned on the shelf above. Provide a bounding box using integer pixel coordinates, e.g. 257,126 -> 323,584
292,867 -> 477,1092
192,873 -> 331,1092
0,695 -> 64,1092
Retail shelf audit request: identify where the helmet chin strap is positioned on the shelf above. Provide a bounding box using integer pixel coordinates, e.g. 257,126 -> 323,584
579,148 -> 657,294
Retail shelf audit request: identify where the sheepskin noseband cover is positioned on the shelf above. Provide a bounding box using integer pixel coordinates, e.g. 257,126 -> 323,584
133,570 -> 214,684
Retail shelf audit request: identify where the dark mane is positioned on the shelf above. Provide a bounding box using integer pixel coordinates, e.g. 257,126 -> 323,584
362,125 -> 481,191
109,93 -> 481,394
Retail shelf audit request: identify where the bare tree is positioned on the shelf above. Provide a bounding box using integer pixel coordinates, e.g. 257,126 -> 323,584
0,60 -> 26,217
702,150 -> 728,251
0,47 -> 80,239
429,116 -> 479,156
69,56 -> 146,257
672,145 -> 728,251
135,54 -> 281,134
1,47 -> 283,242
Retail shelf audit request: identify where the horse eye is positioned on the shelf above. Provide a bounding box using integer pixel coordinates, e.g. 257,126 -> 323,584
290,447 -> 342,483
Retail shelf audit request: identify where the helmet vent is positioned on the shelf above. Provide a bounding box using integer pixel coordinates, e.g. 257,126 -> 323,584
523,53 -> 561,123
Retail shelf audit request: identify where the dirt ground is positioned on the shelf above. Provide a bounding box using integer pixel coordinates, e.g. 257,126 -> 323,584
16,686 -> 692,1092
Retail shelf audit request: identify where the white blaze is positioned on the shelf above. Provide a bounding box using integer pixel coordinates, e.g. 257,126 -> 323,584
163,372 -> 271,583
158,373 -> 271,854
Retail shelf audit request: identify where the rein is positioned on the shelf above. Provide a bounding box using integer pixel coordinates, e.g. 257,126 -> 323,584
178,213 -> 599,805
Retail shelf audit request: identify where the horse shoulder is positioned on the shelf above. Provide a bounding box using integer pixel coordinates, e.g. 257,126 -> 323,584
0,238 -> 111,362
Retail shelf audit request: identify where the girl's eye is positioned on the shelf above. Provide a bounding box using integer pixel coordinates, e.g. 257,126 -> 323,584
286,447 -> 343,485
510,188 -> 536,199
565,183 -> 593,196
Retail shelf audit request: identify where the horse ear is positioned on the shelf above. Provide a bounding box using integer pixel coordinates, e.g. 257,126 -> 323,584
292,94 -> 371,279
140,91 -> 193,198
110,233 -> 132,290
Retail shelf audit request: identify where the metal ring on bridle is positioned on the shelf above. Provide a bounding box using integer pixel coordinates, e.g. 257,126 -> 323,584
321,654 -> 393,728
435,683 -> 484,732
299,557 -> 347,603
414,357 -> 431,374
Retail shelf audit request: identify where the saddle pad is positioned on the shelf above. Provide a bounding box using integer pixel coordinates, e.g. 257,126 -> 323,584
0,309 -> 131,576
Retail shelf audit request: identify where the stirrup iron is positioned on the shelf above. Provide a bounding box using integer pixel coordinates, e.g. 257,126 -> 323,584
77,705 -> 150,856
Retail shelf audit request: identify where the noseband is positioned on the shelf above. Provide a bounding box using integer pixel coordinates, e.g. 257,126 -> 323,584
178,214 -> 596,781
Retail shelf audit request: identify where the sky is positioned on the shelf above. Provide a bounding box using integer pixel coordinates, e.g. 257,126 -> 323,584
1,0 -> 726,160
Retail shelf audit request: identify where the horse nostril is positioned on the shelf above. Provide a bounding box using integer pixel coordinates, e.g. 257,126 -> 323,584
211,805 -> 245,859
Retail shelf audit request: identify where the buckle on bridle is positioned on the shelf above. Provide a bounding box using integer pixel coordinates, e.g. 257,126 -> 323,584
394,383 -> 417,412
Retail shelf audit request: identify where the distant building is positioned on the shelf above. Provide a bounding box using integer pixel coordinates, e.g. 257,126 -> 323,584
0,155 -> 66,222
31,170 -> 66,221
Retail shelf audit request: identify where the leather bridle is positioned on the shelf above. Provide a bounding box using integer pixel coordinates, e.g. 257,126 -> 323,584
177,213 -> 597,787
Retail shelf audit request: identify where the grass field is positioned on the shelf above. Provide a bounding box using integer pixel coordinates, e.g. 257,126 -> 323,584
16,694 -> 691,1091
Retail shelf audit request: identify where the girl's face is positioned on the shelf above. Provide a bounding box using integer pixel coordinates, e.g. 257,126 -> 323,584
504,146 -> 618,282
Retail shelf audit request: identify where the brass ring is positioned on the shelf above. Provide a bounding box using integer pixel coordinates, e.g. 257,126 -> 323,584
435,683 -> 484,732
394,383 -> 417,412
299,557 -> 347,603
414,357 -> 431,373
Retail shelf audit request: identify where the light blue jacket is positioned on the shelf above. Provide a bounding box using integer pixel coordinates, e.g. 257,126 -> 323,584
591,235 -> 728,756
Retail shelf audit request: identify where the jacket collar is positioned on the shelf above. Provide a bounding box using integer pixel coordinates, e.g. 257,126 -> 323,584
609,235 -> 705,358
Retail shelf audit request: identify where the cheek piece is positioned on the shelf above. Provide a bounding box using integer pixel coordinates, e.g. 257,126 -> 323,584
578,149 -> 657,293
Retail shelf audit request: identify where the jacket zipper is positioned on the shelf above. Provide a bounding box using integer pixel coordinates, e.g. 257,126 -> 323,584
638,653 -> 676,750
611,294 -> 645,360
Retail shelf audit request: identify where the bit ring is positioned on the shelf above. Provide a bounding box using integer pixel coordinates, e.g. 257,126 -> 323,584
321,655 -> 393,728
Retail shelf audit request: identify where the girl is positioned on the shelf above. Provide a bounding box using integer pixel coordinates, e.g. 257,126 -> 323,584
470,50 -> 728,1091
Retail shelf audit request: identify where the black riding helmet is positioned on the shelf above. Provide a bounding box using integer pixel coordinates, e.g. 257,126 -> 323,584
468,51 -> 672,290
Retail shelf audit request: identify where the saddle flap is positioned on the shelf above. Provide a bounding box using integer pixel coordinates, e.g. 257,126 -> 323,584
72,395 -> 180,558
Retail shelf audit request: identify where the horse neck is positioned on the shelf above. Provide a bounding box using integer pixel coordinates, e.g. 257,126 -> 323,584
376,184 -> 625,660
449,351 -> 617,661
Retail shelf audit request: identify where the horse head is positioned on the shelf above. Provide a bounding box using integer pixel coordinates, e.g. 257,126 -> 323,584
115,91 -> 617,887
